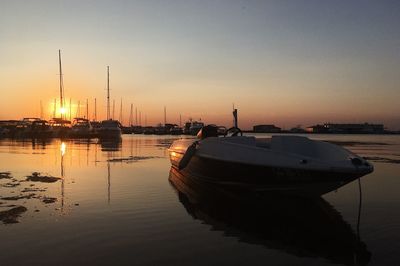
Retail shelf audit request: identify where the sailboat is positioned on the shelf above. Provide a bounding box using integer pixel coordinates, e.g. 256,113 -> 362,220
49,50 -> 71,137
98,66 -> 122,139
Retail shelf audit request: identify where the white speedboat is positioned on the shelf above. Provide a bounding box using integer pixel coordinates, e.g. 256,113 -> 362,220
169,126 -> 373,196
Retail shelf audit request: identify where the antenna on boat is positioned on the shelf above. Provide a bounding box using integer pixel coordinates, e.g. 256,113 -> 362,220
179,114 -> 182,127
232,104 -> 238,128
139,111 -> 141,126
106,66 -> 111,120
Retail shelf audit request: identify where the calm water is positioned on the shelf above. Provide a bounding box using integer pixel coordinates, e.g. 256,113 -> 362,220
0,134 -> 399,265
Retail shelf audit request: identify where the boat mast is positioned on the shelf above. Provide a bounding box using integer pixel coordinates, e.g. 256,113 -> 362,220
164,106 -> 167,125
94,98 -> 97,121
58,50 -> 65,119
135,107 -> 138,126
107,66 -> 110,120
112,99 -> 115,120
86,99 -> 89,120
119,98 -> 122,123
130,103 -> 133,126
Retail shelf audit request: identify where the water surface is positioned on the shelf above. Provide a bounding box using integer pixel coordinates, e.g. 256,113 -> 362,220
0,134 -> 399,265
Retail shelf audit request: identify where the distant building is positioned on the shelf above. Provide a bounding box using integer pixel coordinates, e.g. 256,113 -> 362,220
325,123 -> 384,134
289,126 -> 307,133
253,124 -> 281,133
306,123 -> 384,134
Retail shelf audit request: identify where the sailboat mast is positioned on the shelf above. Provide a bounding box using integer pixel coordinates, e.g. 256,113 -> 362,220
112,100 -> 115,120
58,50 -> 65,119
164,106 -> 167,125
107,66 -> 110,120
94,98 -> 97,121
135,107 -> 138,126
119,98 -> 122,123
86,99 -> 89,120
130,103 -> 133,126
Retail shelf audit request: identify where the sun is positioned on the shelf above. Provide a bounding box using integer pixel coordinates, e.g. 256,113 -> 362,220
60,107 -> 66,115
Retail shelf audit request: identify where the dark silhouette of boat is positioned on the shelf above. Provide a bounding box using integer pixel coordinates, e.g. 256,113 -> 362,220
69,118 -> 96,138
14,118 -> 54,138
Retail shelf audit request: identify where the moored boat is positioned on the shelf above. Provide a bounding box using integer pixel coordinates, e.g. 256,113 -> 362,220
70,118 -> 95,138
15,118 -> 54,138
98,119 -> 122,139
168,125 -> 374,197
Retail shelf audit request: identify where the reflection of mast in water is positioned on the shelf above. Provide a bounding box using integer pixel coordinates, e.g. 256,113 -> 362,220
60,142 -> 66,210
107,159 -> 111,204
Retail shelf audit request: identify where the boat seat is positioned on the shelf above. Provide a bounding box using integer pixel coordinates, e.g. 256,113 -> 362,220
271,136 -> 350,161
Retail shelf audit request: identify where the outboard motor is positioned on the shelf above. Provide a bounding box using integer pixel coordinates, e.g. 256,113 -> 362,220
197,125 -> 218,139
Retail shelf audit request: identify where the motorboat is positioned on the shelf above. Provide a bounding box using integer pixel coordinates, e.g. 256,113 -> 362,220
98,119 -> 122,139
168,125 -> 374,197
70,118 -> 95,138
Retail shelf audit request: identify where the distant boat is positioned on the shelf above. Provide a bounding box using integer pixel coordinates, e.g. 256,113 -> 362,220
183,120 -> 204,135
49,118 -> 71,138
70,118 -> 94,138
98,66 -> 122,140
98,119 -> 122,139
15,118 -> 53,138
170,125 -> 183,135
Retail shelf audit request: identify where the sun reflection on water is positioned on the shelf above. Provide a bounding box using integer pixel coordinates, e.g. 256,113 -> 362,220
60,142 -> 66,156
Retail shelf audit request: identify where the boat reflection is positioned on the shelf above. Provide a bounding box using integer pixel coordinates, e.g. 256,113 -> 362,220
168,167 -> 371,266
99,138 -> 122,152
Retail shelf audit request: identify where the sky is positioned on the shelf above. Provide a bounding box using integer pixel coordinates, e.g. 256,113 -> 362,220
0,0 -> 399,130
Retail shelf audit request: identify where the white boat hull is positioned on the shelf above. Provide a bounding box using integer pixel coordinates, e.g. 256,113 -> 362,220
169,136 -> 373,196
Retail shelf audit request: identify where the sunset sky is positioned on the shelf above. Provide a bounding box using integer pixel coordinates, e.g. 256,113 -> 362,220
1,0 -> 399,129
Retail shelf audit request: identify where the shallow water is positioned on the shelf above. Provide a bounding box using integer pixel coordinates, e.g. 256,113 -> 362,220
0,134 -> 399,265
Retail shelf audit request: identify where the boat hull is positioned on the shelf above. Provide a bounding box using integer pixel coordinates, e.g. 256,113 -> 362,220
170,151 -> 367,197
